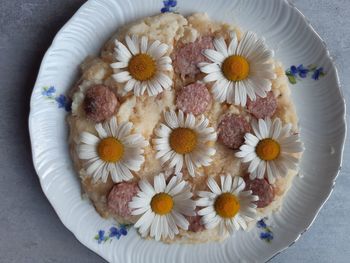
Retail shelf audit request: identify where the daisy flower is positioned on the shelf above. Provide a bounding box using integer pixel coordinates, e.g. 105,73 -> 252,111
77,117 -> 149,183
199,31 -> 276,106
197,174 -> 258,234
111,35 -> 173,96
235,118 -> 304,183
129,173 -> 196,241
153,110 -> 217,176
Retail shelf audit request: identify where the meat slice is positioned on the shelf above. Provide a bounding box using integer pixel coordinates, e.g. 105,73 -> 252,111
176,82 -> 212,115
173,36 -> 214,78
83,84 -> 118,122
217,114 -> 251,150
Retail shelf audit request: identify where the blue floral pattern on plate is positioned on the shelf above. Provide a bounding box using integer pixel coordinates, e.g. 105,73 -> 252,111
95,224 -> 132,244
161,0 -> 178,13
285,64 -> 325,84
257,218 -> 273,243
42,86 -> 72,112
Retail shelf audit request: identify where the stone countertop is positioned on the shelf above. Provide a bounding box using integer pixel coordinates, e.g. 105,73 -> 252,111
0,0 -> 349,262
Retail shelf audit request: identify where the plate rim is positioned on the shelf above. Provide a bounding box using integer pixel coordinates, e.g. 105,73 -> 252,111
28,0 -> 347,262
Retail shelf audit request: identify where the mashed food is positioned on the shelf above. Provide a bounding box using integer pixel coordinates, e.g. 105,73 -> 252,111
68,12 -> 302,244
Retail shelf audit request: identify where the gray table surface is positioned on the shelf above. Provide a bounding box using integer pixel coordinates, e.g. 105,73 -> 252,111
0,0 -> 349,262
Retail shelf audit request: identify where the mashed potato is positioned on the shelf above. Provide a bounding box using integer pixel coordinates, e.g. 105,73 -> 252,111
68,12 -> 299,244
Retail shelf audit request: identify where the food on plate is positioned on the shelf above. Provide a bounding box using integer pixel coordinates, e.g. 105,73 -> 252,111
67,12 -> 303,243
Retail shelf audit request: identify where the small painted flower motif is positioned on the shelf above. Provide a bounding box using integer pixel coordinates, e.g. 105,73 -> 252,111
260,231 -> 273,242
95,230 -> 109,244
41,86 -> 56,98
161,0 -> 177,13
311,67 -> 324,80
296,64 -> 309,78
285,64 -> 326,84
42,86 -> 72,112
95,224 -> 131,244
109,225 -> 128,240
257,218 -> 273,243
55,94 -> 72,112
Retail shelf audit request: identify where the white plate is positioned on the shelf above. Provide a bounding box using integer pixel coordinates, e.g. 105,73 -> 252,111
29,0 -> 346,262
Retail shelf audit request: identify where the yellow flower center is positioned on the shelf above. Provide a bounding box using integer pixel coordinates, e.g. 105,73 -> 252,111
214,193 -> 240,219
169,128 -> 198,154
128,53 -> 156,81
256,138 -> 281,161
222,55 -> 250,81
97,137 -> 124,162
151,193 -> 174,215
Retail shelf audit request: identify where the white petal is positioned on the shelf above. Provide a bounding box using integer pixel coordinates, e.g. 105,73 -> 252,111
248,157 -> 261,174
258,119 -> 269,138
204,214 -> 220,229
160,216 -> 169,239
256,161 -> 266,179
150,43 -> 169,59
171,210 -> 189,230
166,214 -> 179,238
233,177 -> 245,194
115,40 -> 132,57
111,61 -> 128,69
134,209 -> 154,229
251,119 -> 262,139
139,179 -> 155,196
140,36 -> 148,53
245,133 -> 260,146
203,71 -> 225,83
212,78 -> 231,103
116,122 -> 133,139
164,175 -> 178,193
281,142 -> 304,153
199,62 -> 221,74
124,78 -> 137,92
184,113 -> 196,128
115,162 -> 133,181
242,151 -> 257,163
235,214 -> 248,230
213,37 -> 228,57
228,32 -> 238,55
185,154 -> 195,176
95,123 -> 107,138
113,71 -> 132,83
266,162 -> 277,184
244,79 -> 257,101
203,49 -> 226,63
125,35 -> 139,55
78,145 -> 97,159
150,214 -> 161,241
237,31 -> 257,58
156,73 -> 172,89
223,175 -> 233,193
226,81 -> 235,104
147,40 -> 161,57
154,174 -> 166,193
238,81 -> 247,107
164,110 -> 179,129
207,177 -> 221,195
168,180 -> 186,196
271,118 -> 282,139
198,206 -> 215,216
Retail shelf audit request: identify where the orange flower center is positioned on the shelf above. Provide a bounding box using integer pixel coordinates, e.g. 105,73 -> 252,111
256,138 -> 280,161
97,137 -> 124,162
222,55 -> 250,81
169,128 -> 198,154
128,53 -> 156,81
151,193 -> 174,215
214,193 -> 240,219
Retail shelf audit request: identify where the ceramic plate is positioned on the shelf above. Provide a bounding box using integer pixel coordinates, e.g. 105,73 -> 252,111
29,0 -> 346,262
